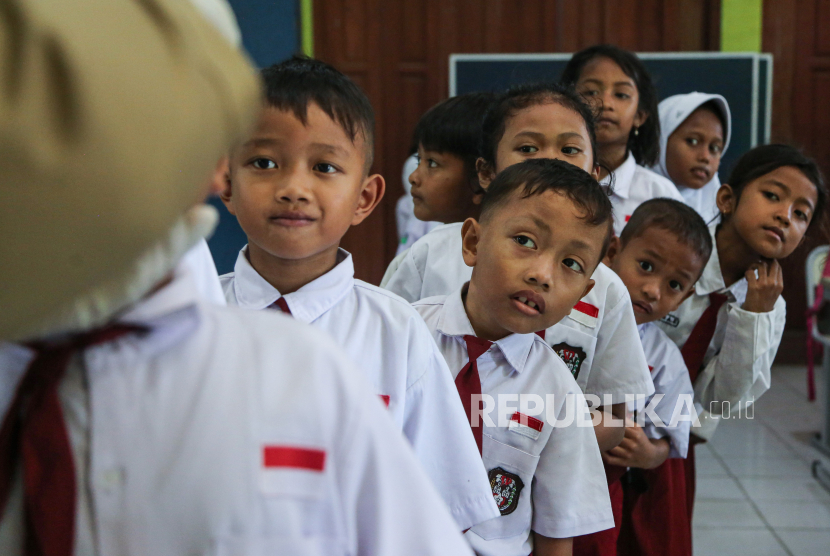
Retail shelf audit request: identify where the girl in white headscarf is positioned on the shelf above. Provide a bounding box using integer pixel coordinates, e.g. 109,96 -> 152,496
653,93 -> 731,223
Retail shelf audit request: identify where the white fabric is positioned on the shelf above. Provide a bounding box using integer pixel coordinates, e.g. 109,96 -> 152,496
222,247 -> 499,530
180,238 -> 227,305
0,267 -> 475,556
656,223 -> 786,441
636,323 -> 694,459
652,93 -> 732,224
414,287 -> 614,554
383,223 -> 654,404
395,155 -> 441,255
601,152 -> 685,235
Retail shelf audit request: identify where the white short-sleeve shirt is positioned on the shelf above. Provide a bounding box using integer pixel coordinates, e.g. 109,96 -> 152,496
414,286 -> 614,555
383,224 -> 654,404
221,247 -> 499,530
602,152 -> 685,235
637,322 -> 695,459
656,224 -> 786,440
0,268 -> 474,556
179,238 -> 226,305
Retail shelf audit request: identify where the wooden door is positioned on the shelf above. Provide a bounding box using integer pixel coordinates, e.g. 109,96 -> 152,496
315,0 -> 721,285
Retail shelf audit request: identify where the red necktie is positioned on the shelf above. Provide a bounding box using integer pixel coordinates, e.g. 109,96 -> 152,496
456,335 -> 492,454
271,298 -> 292,316
0,324 -> 144,556
681,293 -> 729,382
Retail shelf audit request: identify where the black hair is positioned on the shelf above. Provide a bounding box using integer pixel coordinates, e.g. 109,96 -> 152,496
480,82 -> 599,172
725,143 -> 827,231
411,92 -> 497,194
480,159 -> 614,263
621,198 -> 713,275
260,56 -> 375,169
560,45 -> 660,167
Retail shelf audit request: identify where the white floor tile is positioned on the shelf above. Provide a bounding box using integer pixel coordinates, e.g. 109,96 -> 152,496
720,456 -> 813,478
693,528 -> 788,556
693,499 -> 766,528
754,499 -> 830,529
776,529 -> 830,556
695,476 -> 747,501
739,477 -> 830,503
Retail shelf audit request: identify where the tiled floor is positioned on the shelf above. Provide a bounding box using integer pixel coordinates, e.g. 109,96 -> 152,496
693,364 -> 830,555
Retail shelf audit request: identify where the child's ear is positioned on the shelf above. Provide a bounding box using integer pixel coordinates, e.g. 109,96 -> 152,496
461,218 -> 482,268
476,157 -> 496,192
603,236 -> 622,267
352,173 -> 386,226
580,279 -> 596,300
633,108 -> 648,129
218,158 -> 236,215
591,163 -> 601,181
716,183 -> 736,216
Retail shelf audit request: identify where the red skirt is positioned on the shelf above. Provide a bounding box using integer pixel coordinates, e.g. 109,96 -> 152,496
572,463 -> 627,556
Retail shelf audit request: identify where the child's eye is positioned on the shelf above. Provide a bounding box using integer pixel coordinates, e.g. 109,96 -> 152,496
580,89 -> 599,97
252,158 -> 276,170
795,209 -> 810,221
669,280 -> 683,292
710,143 -> 722,155
518,145 -> 539,154
686,138 -> 699,147
615,92 -> 630,100
513,235 -> 536,249
427,159 -> 439,168
314,163 -> 337,174
638,260 -> 654,272
562,146 -> 582,155
763,191 -> 780,201
563,258 -> 584,273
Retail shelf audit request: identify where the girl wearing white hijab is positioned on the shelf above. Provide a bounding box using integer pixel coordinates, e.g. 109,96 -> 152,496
653,93 -> 731,223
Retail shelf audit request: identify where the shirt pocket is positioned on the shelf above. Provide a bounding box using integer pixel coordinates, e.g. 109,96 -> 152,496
472,434 -> 540,541
545,325 -> 598,394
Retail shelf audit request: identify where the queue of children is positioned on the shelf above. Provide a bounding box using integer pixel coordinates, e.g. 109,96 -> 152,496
1,2 -> 826,554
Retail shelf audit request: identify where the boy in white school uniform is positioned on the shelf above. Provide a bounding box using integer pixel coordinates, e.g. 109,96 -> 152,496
0,3 -> 475,555
415,159 -> 616,556
384,83 -> 654,453
574,199 -> 709,556
219,57 -> 498,530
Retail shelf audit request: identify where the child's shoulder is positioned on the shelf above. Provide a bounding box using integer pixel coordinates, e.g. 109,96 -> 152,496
633,163 -> 684,200
407,221 -> 463,251
640,321 -> 684,367
353,278 -> 428,318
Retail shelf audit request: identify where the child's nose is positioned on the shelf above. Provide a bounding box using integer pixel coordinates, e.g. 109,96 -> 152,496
278,170 -> 311,202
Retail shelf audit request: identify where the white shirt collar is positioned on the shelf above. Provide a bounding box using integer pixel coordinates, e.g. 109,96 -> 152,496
692,223 -> 747,302
601,152 -> 637,199
436,284 -> 540,375
231,246 -> 354,323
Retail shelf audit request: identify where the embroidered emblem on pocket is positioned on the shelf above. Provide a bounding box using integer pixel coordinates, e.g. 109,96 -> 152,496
661,313 -> 680,327
489,467 -> 524,516
551,342 -> 587,379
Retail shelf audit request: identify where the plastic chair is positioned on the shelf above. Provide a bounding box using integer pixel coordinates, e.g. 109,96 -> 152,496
805,245 -> 830,401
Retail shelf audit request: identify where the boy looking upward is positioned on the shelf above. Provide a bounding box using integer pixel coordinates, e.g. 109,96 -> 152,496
414,159 -> 616,556
220,56 -> 498,530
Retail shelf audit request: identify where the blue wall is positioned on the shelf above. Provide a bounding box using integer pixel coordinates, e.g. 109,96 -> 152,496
207,0 -> 299,275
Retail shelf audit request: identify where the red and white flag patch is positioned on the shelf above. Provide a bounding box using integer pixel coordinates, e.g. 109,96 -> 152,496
508,412 -> 543,440
568,301 -> 599,328
378,394 -> 390,408
263,446 -> 326,472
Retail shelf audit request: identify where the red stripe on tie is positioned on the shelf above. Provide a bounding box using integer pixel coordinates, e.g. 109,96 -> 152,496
510,412 -> 543,432
573,301 -> 599,318
263,446 -> 326,471
378,394 -> 390,407
648,365 -> 655,373
535,330 -> 546,340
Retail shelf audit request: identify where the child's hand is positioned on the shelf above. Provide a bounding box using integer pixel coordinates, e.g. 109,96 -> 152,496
742,260 -> 783,313
602,423 -> 668,470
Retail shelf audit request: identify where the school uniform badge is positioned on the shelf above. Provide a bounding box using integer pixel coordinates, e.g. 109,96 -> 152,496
661,313 -> 680,327
551,342 -> 587,379
489,467 -> 524,516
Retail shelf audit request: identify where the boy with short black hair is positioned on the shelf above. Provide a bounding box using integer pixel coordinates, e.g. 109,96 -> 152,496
574,198 -> 710,556
414,158 -> 615,556
219,56 -> 498,530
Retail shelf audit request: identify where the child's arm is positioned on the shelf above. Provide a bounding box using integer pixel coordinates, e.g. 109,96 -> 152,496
533,532 -> 573,556
603,423 -> 670,470
694,260 -> 786,440
592,402 -> 627,451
